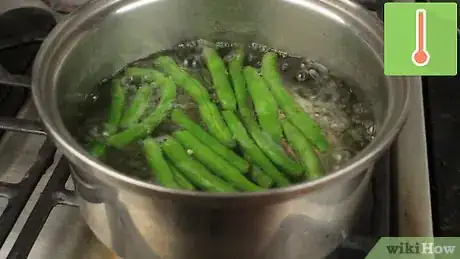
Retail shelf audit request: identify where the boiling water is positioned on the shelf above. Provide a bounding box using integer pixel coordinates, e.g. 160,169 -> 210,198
74,40 -> 375,182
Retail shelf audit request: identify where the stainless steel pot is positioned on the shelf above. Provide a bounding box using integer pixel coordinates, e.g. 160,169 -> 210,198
31,0 -> 412,258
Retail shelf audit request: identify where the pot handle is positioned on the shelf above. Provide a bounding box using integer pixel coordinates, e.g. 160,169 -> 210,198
71,166 -> 161,258
70,165 -> 107,204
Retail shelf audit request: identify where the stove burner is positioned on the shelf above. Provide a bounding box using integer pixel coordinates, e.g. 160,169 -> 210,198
5,157 -> 75,259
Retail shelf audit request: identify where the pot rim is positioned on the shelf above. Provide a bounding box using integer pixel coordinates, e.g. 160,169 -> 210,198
31,0 -> 414,201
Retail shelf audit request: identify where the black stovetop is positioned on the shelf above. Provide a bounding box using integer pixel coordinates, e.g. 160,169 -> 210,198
425,71 -> 460,236
420,0 -> 460,237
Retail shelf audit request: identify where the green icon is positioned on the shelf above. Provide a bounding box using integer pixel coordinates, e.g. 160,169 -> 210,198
384,3 -> 457,76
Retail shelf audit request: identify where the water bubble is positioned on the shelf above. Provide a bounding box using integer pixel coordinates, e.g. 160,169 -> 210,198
330,122 -> 340,131
223,53 -> 233,63
310,62 -> 329,75
215,41 -> 229,48
351,115 -> 363,124
87,125 -> 99,136
338,103 -> 347,110
337,87 -> 351,104
293,85 -> 318,100
296,71 -> 309,82
183,59 -> 189,67
247,53 -> 255,62
87,92 -> 98,102
363,120 -> 375,135
281,62 -> 289,71
352,103 -> 365,114
308,93 -> 320,102
326,79 -> 338,88
329,118 -> 349,132
300,58 -> 313,69
308,69 -> 321,80
101,130 -> 110,138
279,52 -> 288,59
191,59 -> 199,68
331,148 -> 353,164
349,127 -> 365,142
186,149 -> 194,155
318,115 -> 332,126
318,87 -> 340,103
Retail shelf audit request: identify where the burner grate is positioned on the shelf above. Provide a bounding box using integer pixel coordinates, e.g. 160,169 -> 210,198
6,158 -> 76,259
0,140 -> 55,248
0,67 -> 58,252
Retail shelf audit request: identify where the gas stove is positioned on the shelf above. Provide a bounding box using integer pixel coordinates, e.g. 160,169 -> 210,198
0,0 -> 435,258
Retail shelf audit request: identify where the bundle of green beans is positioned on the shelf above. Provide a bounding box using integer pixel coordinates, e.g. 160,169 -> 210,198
86,47 -> 327,192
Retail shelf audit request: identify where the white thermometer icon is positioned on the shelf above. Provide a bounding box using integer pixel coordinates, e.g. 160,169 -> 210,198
412,9 -> 430,66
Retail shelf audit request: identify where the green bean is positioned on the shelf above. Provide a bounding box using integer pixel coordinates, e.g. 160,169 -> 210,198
203,47 -> 237,110
107,78 -> 127,129
143,138 -> 180,188
228,52 -> 302,177
243,66 -> 282,142
174,130 -> 263,192
262,52 -> 329,152
197,101 -> 235,147
154,56 -> 210,103
162,137 -> 236,192
250,166 -> 274,189
282,120 -> 324,180
89,78 -> 126,158
170,165 -> 196,190
228,49 -> 253,121
171,109 -> 249,172
107,70 -> 176,149
120,83 -> 154,128
222,111 -> 290,187
154,57 -> 234,147
243,153 -> 274,188
248,129 -> 303,177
